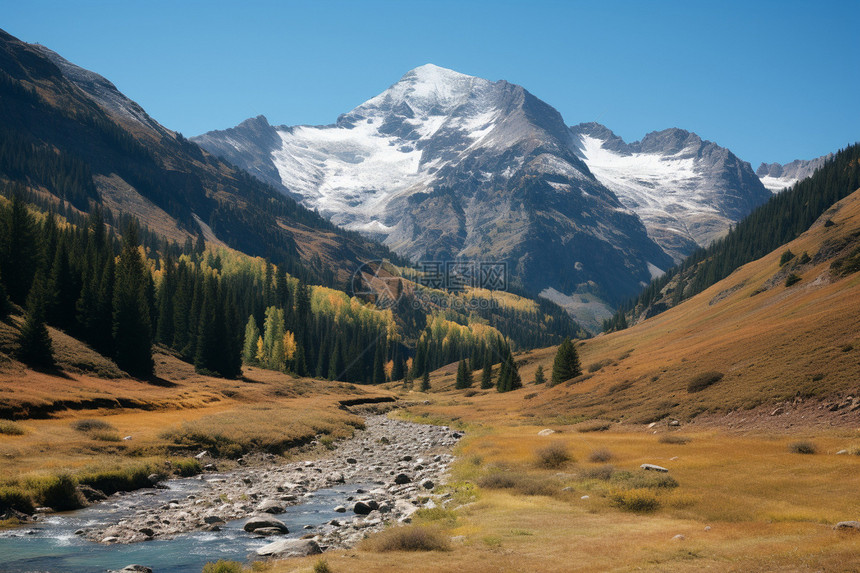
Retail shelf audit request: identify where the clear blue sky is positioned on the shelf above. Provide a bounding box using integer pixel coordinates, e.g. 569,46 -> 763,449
4,0 -> 858,166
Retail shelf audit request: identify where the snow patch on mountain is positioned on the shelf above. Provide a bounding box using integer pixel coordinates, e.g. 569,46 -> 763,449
572,123 -> 770,262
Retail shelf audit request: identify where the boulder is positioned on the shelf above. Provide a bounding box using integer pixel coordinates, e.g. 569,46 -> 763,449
243,516 -> 289,533
256,499 -> 285,514
256,538 -> 322,558
640,464 -> 669,472
421,479 -> 434,490
394,473 -> 412,485
537,429 -> 555,436
120,566 -> 152,573
835,521 -> 860,531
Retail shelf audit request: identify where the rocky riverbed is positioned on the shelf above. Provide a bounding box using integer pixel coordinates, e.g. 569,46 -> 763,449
80,415 -> 462,556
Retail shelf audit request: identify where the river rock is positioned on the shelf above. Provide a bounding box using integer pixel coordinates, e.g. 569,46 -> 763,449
256,499 -> 285,514
394,473 -> 412,485
256,538 -> 322,558
334,505 -> 347,513
353,501 -> 373,515
421,479 -> 434,490
640,464 -> 669,472
243,516 -> 289,533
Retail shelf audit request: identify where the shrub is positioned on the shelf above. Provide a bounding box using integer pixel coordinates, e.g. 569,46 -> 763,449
25,474 -> 83,511
71,419 -> 116,433
785,273 -> 802,287
523,392 -> 538,400
0,486 -> 34,513
659,434 -> 691,445
319,436 -> 336,450
779,250 -> 795,266
171,458 -> 202,477
687,371 -> 724,393
313,559 -> 332,573
614,470 -> 678,490
89,430 -> 121,442
0,420 -> 25,435
798,251 -> 811,264
789,441 -> 817,454
610,488 -> 660,512
581,464 -> 615,481
202,561 -> 243,573
477,470 -> 560,497
364,524 -> 450,552
588,448 -> 615,463
535,442 -> 572,469
587,359 -> 613,373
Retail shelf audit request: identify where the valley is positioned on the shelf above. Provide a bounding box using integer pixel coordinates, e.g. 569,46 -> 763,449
0,8 -> 858,573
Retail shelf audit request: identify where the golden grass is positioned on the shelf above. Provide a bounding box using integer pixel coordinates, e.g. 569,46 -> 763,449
268,421 -> 860,572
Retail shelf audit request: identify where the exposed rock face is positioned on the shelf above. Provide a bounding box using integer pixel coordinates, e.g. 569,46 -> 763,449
571,122 -> 772,263
756,154 -> 833,193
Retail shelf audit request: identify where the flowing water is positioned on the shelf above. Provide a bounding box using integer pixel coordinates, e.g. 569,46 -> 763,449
0,476 -> 367,573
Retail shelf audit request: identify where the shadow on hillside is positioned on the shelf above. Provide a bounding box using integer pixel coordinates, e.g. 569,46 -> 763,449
143,374 -> 177,388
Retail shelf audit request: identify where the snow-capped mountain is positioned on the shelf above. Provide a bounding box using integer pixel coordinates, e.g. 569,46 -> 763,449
756,154 -> 832,193
570,123 -> 771,262
195,65 -> 673,314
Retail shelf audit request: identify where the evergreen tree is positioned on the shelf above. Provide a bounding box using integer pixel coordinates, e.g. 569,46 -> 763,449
112,224 -> 153,377
421,370 -> 431,392
455,359 -> 473,389
551,337 -> 581,386
155,255 -> 176,346
17,272 -> 54,368
534,365 -> 546,385
242,315 -> 260,364
496,348 -> 521,393
481,361 -> 493,389
0,194 -> 42,304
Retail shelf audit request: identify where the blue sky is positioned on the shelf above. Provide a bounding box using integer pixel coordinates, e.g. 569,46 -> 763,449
4,0 -> 858,166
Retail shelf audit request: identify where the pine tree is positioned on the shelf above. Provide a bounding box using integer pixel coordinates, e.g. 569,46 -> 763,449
455,359 -> 473,389
481,361 -> 493,389
1,194 -> 42,304
551,337 -> 581,386
112,224 -> 153,377
242,315 -> 260,364
155,255 -> 176,346
17,272 -> 54,368
496,343 -> 521,393
534,365 -> 546,385
420,370 -> 430,392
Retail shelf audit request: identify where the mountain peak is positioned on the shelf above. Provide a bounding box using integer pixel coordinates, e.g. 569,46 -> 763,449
361,63 -> 489,116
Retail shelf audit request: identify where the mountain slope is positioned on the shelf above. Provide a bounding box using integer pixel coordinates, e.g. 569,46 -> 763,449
526,185 -> 860,423
195,65 -> 674,314
606,144 -> 860,329
571,122 -> 771,262
0,29 -> 394,286
757,154 -> 832,193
